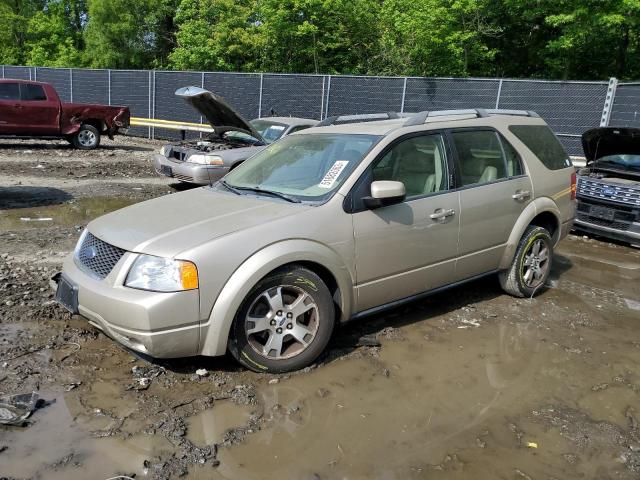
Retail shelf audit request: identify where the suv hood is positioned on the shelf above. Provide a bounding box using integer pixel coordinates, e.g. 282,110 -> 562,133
87,188 -> 308,258
175,86 -> 264,141
582,127 -> 640,162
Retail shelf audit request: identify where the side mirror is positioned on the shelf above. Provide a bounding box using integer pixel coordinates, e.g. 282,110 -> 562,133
362,180 -> 406,209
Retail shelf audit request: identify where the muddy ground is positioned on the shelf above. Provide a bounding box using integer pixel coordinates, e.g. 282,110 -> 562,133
0,136 -> 639,480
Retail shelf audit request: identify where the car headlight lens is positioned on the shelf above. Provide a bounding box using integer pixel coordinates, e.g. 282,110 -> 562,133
187,154 -> 224,166
125,254 -> 198,292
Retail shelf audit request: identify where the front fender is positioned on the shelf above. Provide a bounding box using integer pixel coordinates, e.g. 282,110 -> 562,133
498,197 -> 561,270
198,239 -> 353,356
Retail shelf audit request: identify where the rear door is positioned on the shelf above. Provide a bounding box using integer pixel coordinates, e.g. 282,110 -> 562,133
350,132 -> 460,312
17,83 -> 60,135
451,128 -> 533,278
0,82 -> 21,134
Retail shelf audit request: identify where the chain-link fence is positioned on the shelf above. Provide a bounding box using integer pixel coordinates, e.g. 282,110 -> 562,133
3,65 -> 637,155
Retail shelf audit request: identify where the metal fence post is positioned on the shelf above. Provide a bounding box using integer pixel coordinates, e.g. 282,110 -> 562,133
108,69 -> 111,106
320,76 -> 325,120
599,77 -> 618,127
258,73 -> 264,118
148,70 -> 152,139
495,79 -> 503,109
1,65 -> 4,78
33,67 -> 37,81
400,77 -> 408,113
152,70 -> 156,139
69,68 -> 73,102
324,75 -> 332,119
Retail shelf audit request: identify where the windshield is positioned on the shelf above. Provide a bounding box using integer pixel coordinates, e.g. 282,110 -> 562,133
222,133 -> 381,201
250,119 -> 289,143
596,154 -> 640,171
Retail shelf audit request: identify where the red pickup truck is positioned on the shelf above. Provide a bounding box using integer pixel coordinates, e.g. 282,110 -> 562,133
0,79 -> 130,149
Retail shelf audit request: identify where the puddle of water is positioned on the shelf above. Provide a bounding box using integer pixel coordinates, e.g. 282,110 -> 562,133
0,196 -> 136,230
187,402 -> 253,448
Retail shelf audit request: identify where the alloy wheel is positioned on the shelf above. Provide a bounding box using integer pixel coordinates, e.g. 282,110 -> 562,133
245,285 -> 319,360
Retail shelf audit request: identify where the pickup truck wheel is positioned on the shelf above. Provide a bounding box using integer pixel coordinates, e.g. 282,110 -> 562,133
229,266 -> 335,373
72,124 -> 101,150
499,226 -> 553,298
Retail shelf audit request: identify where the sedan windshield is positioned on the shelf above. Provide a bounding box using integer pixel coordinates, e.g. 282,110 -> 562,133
250,119 -> 288,143
222,133 -> 380,201
596,154 -> 640,171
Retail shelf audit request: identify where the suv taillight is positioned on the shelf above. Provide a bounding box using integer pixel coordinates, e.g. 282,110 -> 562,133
570,172 -> 577,200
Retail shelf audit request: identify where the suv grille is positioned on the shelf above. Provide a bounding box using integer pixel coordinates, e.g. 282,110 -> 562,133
77,232 -> 126,279
577,178 -> 640,207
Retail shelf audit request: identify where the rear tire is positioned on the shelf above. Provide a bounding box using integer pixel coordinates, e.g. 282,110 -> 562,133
499,226 -> 553,298
72,124 -> 101,150
228,265 -> 335,373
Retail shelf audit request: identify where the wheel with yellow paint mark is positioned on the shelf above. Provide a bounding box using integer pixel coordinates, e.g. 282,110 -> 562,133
499,226 -> 553,298
229,265 -> 335,373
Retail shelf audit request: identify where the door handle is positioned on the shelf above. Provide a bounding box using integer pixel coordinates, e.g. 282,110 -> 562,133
13,104 -> 23,109
430,208 -> 456,221
512,190 -> 531,201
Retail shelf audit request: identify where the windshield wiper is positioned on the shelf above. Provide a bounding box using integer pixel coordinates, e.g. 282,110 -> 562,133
231,185 -> 301,203
219,179 -> 241,195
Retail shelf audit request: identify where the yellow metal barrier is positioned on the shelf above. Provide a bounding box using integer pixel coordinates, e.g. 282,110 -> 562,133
130,117 -> 213,139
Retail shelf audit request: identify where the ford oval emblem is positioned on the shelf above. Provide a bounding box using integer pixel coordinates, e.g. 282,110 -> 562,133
84,246 -> 98,260
603,187 -> 616,196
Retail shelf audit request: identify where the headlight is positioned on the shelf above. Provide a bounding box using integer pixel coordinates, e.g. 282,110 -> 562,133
186,154 -> 224,166
125,254 -> 198,292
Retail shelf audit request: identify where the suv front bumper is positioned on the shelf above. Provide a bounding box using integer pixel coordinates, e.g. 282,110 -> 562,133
575,196 -> 640,244
153,154 -> 229,185
51,254 -> 202,358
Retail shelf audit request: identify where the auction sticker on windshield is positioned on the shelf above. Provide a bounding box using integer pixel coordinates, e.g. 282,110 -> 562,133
319,161 -> 349,188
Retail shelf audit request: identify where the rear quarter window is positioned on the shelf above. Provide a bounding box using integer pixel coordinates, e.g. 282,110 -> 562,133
508,125 -> 571,170
0,83 -> 20,100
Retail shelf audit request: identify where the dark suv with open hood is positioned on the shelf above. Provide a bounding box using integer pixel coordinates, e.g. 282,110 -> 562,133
575,127 -> 640,246
152,86 -> 317,185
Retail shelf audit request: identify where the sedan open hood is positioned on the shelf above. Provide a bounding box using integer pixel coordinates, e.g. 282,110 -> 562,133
582,127 -> 640,163
175,86 -> 264,142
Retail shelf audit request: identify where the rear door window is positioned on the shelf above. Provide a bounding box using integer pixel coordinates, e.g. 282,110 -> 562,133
451,130 -> 508,186
21,84 -> 47,101
509,125 -> 571,170
0,83 -> 20,100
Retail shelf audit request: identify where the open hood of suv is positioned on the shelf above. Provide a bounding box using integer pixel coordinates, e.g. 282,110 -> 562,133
175,86 -> 264,141
582,127 -> 640,162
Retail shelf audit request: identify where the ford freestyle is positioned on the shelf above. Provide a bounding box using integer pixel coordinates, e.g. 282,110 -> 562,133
52,109 -> 576,373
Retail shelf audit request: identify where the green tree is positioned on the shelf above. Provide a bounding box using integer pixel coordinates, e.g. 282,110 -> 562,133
253,0 -> 380,74
376,0 -> 499,77
83,0 -> 178,68
169,0 -> 258,71
23,0 -> 85,66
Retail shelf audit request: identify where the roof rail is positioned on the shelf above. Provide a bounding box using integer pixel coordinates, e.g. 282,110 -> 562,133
317,112 -> 400,127
403,108 -> 539,126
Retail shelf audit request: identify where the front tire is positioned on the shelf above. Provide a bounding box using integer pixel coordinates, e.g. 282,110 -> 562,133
229,266 -> 335,373
499,226 -> 553,298
72,124 -> 101,150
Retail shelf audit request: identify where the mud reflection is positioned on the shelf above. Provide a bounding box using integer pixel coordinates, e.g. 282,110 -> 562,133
0,196 -> 136,230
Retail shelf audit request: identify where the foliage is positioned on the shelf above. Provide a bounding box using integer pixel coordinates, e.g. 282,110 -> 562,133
2,0 -> 640,80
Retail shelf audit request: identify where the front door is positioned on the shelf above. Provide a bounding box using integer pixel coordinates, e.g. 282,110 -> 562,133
0,82 -> 21,134
351,133 -> 461,312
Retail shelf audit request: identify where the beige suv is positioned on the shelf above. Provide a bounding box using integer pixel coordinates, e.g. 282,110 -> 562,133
53,109 -> 576,373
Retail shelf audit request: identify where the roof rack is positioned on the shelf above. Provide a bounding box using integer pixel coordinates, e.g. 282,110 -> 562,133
316,112 -> 401,127
403,108 -> 539,127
